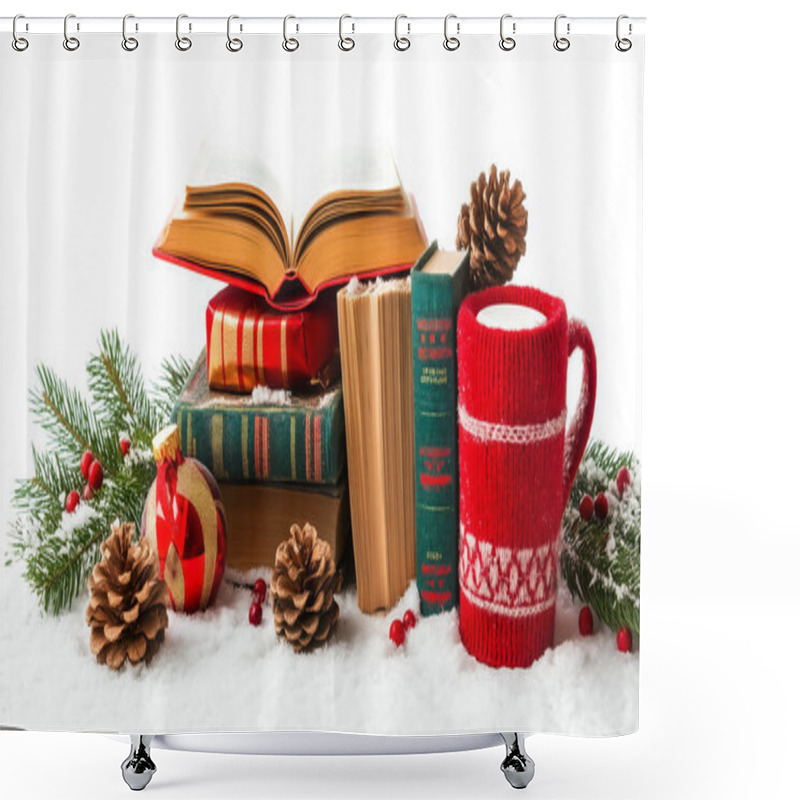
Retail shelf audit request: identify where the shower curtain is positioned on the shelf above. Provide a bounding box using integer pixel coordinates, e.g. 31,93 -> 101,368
0,17 -> 644,736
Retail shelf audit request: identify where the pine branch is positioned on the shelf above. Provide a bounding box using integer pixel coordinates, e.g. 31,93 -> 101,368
152,353 -> 191,420
560,440 -> 641,635
8,329 -> 190,614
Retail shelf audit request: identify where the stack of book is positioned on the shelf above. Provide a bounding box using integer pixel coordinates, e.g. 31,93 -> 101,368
155,154 -> 427,577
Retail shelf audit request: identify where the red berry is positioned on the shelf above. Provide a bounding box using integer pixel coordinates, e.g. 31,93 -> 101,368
594,492 -> 609,520
120,438 -> 131,457
616,466 -> 631,496
65,490 -> 80,513
82,483 -> 94,501
389,619 -> 405,647
88,460 -> 104,491
249,602 -> 262,626
578,605 -> 594,636
579,494 -> 594,521
403,610 -> 417,630
617,626 -> 633,653
80,451 -> 94,479
253,578 -> 267,604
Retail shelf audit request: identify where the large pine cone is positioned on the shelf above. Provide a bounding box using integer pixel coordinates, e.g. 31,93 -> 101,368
86,522 -> 169,670
270,522 -> 342,653
456,164 -> 528,291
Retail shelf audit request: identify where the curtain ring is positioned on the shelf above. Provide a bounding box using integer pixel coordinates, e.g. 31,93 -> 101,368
615,14 -> 632,52
394,15 -> 410,51
443,14 -> 460,51
499,14 -> 515,51
12,15 -> 29,52
122,14 -> 138,51
63,13 -> 80,51
338,15 -> 355,51
227,15 -> 243,52
553,14 -> 570,52
176,14 -> 192,51
283,15 -> 299,52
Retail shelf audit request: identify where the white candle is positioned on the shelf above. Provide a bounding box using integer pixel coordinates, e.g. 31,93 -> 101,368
476,303 -> 547,331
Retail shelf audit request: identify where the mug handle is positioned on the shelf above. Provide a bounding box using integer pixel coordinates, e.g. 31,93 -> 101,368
562,319 -> 597,511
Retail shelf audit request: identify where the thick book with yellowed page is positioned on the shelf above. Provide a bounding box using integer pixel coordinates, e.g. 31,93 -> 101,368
337,277 -> 416,613
154,149 -> 426,311
221,480 -> 350,573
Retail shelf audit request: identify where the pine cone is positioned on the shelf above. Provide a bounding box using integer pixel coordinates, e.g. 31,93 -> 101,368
86,522 -> 169,670
456,164 -> 528,291
270,522 -> 342,653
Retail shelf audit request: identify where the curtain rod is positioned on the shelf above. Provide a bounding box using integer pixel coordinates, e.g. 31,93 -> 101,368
1,16 -> 646,36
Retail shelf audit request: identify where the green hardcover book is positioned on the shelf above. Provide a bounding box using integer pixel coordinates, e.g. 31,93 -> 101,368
172,351 -> 345,486
411,241 -> 470,615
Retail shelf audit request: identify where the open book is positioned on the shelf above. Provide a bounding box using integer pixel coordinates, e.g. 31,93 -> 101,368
154,149 -> 427,310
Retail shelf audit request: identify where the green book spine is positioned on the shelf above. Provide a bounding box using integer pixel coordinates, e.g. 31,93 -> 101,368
171,354 -> 345,486
411,242 -> 470,616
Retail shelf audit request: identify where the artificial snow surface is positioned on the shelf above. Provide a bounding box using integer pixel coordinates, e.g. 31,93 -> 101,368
0,557 -> 638,736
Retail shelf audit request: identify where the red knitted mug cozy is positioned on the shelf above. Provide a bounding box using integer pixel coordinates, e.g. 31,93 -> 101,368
457,285 -> 597,668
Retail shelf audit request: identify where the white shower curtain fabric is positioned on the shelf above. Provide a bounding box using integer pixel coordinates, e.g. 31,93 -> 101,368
0,28 -> 643,735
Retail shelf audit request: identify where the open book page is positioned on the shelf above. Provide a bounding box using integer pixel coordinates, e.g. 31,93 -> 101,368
291,145 -> 405,250
183,144 -> 291,264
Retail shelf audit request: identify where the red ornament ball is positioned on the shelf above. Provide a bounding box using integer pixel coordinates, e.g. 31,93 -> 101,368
65,490 -> 80,513
120,438 -> 131,457
617,626 -> 633,653
594,492 -> 609,520
88,459 -> 104,491
616,466 -> 631,496
82,483 -> 94,501
578,605 -> 594,636
249,601 -> 263,626
579,494 -> 594,521
403,610 -> 417,630
253,578 -> 267,605
80,450 -> 95,479
389,619 -> 405,647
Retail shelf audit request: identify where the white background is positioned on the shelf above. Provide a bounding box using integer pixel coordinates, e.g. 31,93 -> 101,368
1,1 -> 799,799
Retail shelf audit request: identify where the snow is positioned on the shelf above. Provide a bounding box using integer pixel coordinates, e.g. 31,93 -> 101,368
0,558 -> 638,736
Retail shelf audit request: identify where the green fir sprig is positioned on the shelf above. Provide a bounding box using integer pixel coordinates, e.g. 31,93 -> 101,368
7,329 -> 191,615
560,440 -> 641,635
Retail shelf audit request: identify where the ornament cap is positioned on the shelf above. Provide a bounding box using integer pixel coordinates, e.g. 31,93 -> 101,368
152,424 -> 182,463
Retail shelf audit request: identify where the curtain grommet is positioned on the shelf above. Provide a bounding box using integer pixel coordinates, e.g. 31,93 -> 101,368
63,13 -> 80,51
338,14 -> 355,51
443,14 -> 460,51
282,15 -> 299,52
121,14 -> 138,52
499,14 -> 516,51
226,15 -> 243,52
553,14 -> 570,52
175,14 -> 192,51
394,15 -> 410,51
12,14 -> 29,51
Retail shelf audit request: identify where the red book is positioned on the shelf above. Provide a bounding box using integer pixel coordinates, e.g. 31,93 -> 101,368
206,286 -> 339,394
153,155 -> 427,311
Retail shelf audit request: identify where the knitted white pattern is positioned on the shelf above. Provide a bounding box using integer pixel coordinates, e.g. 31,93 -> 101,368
459,527 -> 558,618
458,405 -> 567,445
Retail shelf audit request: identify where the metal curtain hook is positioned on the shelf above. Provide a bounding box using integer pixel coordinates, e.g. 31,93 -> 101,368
12,14 -> 29,51
176,14 -> 192,50
283,15 -> 299,51
615,14 -> 632,51
227,15 -> 243,51
499,14 -> 516,51
122,14 -> 138,51
443,14 -> 460,51
394,14 -> 410,51
63,13 -> 80,51
339,14 -> 355,51
553,14 -> 570,52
